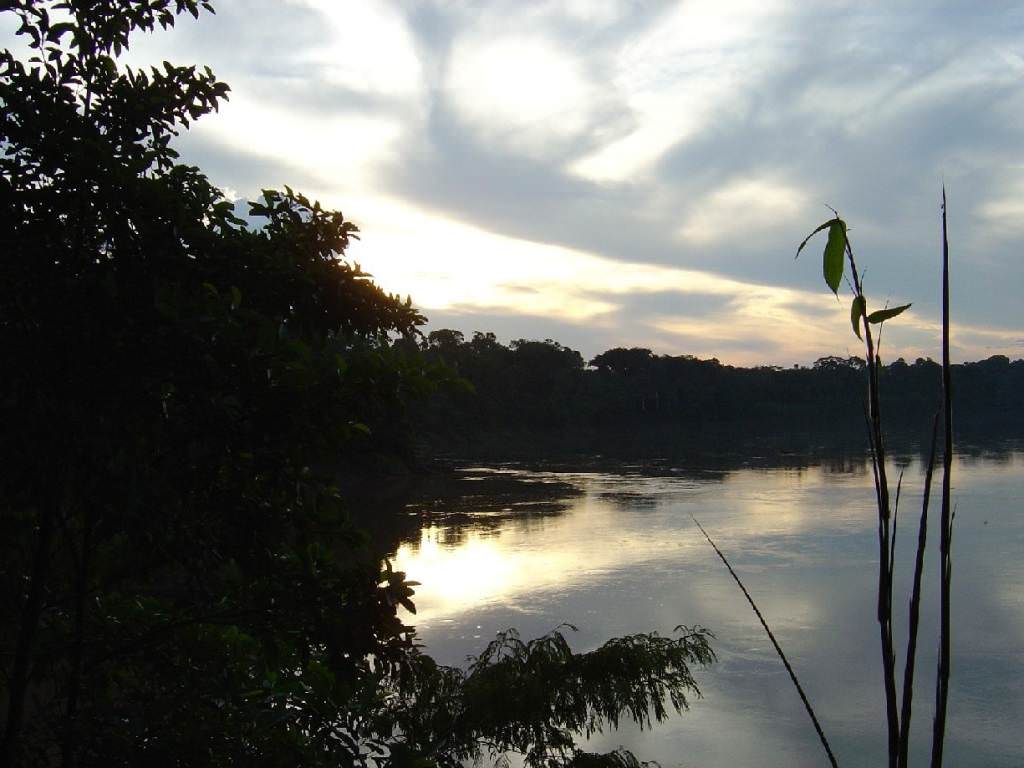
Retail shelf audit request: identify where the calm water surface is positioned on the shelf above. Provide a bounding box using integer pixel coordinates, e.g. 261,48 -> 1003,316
386,446 -> 1023,768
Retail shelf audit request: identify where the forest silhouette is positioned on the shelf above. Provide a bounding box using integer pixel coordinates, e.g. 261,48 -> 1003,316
411,331 -> 1021,462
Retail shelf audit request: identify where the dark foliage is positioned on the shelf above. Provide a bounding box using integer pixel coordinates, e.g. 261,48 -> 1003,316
417,334 -> 1023,458
0,3 -> 714,766
388,626 -> 714,768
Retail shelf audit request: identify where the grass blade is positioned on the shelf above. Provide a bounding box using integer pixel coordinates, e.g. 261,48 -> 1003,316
691,515 -> 839,768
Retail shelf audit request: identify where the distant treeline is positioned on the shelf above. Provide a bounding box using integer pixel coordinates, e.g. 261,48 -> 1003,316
404,330 -> 1024,459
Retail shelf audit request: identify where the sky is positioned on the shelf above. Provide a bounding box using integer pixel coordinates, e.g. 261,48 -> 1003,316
9,0 -> 1024,365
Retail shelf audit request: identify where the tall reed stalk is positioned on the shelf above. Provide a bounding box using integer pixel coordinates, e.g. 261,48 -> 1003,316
930,188 -> 954,768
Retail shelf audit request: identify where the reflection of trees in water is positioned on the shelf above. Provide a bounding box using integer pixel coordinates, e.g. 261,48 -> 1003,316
348,469 -> 580,555
821,454 -> 871,476
353,436 -> 1020,559
955,440 -> 1022,465
596,491 -> 660,509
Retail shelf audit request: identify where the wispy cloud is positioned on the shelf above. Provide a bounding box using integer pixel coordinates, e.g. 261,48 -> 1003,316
571,0 -> 789,182
77,0 -> 1024,364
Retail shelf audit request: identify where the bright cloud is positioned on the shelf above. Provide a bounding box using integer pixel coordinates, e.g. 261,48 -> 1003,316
679,176 -> 808,244
556,0 -> 626,26
287,0 -> 422,97
191,91 -> 402,193
348,199 -> 939,365
445,33 -> 595,155
571,0 -> 788,182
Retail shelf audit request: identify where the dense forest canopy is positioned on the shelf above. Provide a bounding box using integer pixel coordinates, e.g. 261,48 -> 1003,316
416,331 -> 1022,459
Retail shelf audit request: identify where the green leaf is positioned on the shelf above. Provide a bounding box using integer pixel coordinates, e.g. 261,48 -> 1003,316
46,22 -> 76,43
851,295 -> 866,340
795,219 -> 836,259
229,285 -> 241,310
867,303 -> 911,324
823,220 -> 846,295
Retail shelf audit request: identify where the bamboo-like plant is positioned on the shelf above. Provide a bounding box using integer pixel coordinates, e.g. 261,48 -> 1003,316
694,194 -> 955,768
792,194 -> 955,767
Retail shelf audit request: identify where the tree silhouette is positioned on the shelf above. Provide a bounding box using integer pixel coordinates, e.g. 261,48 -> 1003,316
416,332 -> 1022,459
0,4 -> 714,766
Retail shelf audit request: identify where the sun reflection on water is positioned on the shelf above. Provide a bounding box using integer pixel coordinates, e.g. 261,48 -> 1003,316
393,517 -> 597,624
390,464 -> 887,626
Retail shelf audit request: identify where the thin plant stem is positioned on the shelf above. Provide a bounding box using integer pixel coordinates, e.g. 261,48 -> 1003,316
898,412 -> 940,768
848,237 -> 900,767
891,471 -> 903,573
691,516 -> 839,768
931,187 -> 954,768
890,469 -> 904,625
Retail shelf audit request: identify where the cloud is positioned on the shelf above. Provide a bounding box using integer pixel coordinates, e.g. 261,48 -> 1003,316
40,0 -> 1023,365
445,33 -> 596,156
570,0 -> 789,183
679,176 -> 808,244
349,199 -> 889,364
189,90 -> 404,194
289,0 -> 422,96
975,167 -> 1024,238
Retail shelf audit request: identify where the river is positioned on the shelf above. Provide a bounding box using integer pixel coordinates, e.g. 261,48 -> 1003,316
382,443 -> 1023,767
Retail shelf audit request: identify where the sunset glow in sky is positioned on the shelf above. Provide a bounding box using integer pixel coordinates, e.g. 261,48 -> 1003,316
14,0 -> 1022,365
